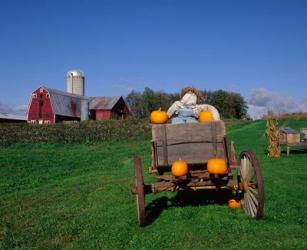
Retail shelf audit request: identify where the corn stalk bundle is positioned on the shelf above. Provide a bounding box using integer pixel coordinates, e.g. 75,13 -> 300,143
265,116 -> 281,158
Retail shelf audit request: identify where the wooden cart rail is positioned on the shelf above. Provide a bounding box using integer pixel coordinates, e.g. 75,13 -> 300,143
152,121 -> 227,167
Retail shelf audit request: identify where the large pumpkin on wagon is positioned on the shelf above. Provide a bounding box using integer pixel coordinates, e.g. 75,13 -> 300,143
171,159 -> 188,177
150,108 -> 168,124
198,110 -> 214,122
207,157 -> 227,175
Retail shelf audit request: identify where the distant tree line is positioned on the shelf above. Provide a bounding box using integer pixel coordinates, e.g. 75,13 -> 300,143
126,87 -> 247,119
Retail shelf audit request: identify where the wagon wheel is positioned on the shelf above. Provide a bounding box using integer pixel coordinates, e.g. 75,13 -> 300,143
238,151 -> 264,219
134,155 -> 146,226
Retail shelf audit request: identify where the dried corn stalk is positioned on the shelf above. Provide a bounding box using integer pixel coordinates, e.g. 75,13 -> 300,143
265,115 -> 281,158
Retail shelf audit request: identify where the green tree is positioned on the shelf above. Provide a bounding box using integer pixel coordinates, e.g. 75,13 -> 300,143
126,90 -> 144,117
127,87 -> 247,119
204,89 -> 247,119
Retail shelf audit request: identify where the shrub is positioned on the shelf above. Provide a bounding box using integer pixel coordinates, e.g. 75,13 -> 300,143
0,118 -> 151,146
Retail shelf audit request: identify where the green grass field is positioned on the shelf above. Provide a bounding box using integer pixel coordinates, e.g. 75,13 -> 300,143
1,120 -> 307,249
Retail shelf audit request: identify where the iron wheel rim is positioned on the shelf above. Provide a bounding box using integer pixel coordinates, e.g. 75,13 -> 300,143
239,151 -> 264,219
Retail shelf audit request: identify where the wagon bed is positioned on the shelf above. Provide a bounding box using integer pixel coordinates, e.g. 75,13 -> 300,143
132,121 -> 265,226
151,121 -> 227,167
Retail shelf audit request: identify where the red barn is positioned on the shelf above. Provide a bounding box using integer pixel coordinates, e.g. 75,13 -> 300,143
89,96 -> 130,120
27,86 -> 85,124
27,86 -> 130,124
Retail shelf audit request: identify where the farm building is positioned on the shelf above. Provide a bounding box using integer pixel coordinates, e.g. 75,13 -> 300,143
27,70 -> 130,124
27,86 -> 130,124
0,113 -> 26,123
27,87 -> 85,124
89,96 -> 130,120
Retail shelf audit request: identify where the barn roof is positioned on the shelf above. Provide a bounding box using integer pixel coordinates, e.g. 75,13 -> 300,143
43,87 -> 88,99
41,86 -> 88,118
33,86 -> 130,116
89,96 -> 125,110
0,113 -> 27,121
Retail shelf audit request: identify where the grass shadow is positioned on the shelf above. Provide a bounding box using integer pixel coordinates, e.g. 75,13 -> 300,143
264,147 -> 307,156
281,148 -> 307,155
170,189 -> 232,206
145,189 -> 232,225
145,197 -> 169,226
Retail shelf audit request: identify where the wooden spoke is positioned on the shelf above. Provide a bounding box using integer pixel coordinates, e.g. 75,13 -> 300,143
246,158 -> 255,182
247,189 -> 259,207
239,151 -> 265,219
248,186 -> 258,195
246,192 -> 257,217
244,194 -> 254,217
240,156 -> 248,180
134,155 -> 146,226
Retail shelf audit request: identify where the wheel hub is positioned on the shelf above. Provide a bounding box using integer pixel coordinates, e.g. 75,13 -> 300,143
241,180 -> 249,191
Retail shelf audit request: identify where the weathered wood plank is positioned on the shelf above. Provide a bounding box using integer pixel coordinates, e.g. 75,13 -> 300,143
279,127 -> 300,144
152,121 -> 227,166
159,143 -> 226,165
152,121 -> 225,143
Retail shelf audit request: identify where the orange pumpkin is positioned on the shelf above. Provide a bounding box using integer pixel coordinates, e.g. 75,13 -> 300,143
207,157 -> 227,175
150,108 -> 168,124
199,110 -> 214,122
228,199 -> 241,208
171,159 -> 188,177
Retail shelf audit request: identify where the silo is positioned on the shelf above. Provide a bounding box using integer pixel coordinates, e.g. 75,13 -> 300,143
80,99 -> 89,121
66,69 -> 85,96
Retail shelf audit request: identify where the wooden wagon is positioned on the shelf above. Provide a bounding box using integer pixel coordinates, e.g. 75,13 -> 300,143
132,121 -> 264,226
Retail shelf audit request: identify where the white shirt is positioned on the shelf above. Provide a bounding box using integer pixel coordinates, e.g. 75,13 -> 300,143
167,92 -> 220,120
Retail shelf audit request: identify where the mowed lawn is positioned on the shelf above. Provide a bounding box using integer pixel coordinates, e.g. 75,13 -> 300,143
0,120 -> 307,249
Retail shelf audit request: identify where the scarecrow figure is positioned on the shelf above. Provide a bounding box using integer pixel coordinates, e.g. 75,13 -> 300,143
167,87 -> 220,124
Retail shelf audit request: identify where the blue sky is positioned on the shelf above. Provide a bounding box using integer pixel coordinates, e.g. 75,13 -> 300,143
0,0 -> 307,116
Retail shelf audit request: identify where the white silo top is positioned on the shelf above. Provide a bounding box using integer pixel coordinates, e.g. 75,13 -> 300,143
67,69 -> 84,77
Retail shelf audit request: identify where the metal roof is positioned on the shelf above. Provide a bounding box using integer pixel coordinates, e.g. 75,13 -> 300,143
43,87 -> 88,99
280,127 -> 299,134
0,113 -> 27,121
89,96 -> 122,110
34,86 -> 130,116
42,86 -> 88,117
66,69 -> 84,77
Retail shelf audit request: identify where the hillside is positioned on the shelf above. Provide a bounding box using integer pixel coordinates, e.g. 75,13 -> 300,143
0,120 -> 307,249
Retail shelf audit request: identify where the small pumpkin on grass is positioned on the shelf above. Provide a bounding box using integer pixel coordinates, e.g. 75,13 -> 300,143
171,159 -> 188,177
150,108 -> 168,124
207,157 -> 227,175
228,199 -> 242,209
